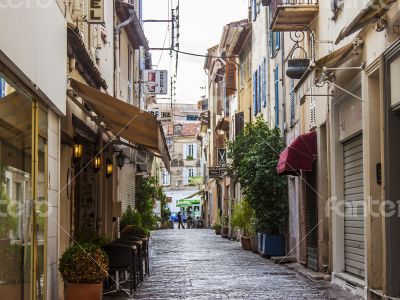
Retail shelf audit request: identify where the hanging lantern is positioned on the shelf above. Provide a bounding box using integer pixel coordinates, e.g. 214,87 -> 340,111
73,144 -> 83,159
94,155 -> 102,172
286,31 -> 310,79
106,160 -> 113,178
117,152 -> 125,169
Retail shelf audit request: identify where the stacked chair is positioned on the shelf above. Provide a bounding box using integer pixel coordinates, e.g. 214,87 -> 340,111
102,229 -> 150,297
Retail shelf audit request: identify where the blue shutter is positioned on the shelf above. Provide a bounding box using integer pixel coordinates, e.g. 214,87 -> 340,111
269,30 -> 274,57
290,78 -> 295,125
252,0 -> 257,21
275,32 -> 281,50
253,73 -> 257,117
262,58 -> 267,108
0,78 -> 5,97
274,65 -> 279,128
258,65 -> 262,114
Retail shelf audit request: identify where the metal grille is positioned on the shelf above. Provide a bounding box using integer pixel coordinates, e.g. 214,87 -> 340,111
306,167 -> 318,271
343,135 -> 365,278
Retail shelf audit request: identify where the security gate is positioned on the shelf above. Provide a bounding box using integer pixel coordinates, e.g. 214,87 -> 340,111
306,167 -> 318,271
343,135 -> 365,278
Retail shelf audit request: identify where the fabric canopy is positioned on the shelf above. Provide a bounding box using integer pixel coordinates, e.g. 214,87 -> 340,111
277,131 -> 317,176
314,41 -> 356,82
335,0 -> 396,44
69,79 -> 170,170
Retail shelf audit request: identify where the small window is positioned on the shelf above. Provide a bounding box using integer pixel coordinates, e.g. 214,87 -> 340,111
174,124 -> 183,136
186,115 -> 198,121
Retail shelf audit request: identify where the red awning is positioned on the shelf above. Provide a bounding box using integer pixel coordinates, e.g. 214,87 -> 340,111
277,131 -> 317,176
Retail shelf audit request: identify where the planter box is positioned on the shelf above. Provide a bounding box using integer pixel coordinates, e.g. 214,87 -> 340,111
261,234 -> 285,258
250,236 -> 258,253
240,236 -> 252,251
66,283 -> 103,300
221,226 -> 229,238
257,233 -> 263,254
215,228 -> 221,235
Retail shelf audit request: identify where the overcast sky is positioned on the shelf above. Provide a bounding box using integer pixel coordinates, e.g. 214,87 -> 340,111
143,0 -> 248,104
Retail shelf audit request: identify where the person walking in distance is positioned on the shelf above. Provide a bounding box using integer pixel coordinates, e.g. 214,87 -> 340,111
177,211 -> 185,229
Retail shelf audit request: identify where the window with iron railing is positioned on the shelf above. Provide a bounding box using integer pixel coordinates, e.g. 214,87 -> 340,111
270,0 -> 319,20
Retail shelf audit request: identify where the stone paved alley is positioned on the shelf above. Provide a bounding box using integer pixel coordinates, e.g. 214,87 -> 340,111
104,229 -> 360,300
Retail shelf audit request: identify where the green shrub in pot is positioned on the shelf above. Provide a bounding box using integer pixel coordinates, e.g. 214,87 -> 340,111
120,225 -> 150,238
59,243 -> 108,300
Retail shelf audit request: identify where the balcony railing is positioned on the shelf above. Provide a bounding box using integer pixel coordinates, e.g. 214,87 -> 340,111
270,0 -> 319,32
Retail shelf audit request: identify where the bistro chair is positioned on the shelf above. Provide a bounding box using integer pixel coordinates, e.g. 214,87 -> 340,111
102,243 -> 137,296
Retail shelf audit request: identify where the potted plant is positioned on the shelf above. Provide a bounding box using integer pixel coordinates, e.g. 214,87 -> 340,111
212,212 -> 222,235
221,216 -> 229,239
231,200 -> 256,251
121,225 -> 150,238
59,243 -> 108,300
228,118 -> 288,258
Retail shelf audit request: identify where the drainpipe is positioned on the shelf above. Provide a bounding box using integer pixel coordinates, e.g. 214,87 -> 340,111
115,9 -> 136,98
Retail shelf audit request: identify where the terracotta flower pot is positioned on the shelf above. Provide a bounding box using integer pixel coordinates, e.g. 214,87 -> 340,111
0,283 -> 25,300
241,236 -> 252,251
65,283 -> 103,300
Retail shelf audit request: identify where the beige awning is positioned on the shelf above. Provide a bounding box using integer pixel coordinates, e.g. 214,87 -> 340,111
69,79 -> 170,170
314,39 -> 361,81
335,0 -> 396,44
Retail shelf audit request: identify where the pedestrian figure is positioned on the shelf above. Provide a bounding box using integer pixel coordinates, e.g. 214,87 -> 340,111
177,211 -> 185,229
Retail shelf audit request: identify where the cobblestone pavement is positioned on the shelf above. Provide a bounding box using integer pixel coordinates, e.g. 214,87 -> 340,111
104,228 -> 360,300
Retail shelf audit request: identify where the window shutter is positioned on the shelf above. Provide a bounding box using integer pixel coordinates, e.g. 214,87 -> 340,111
0,78 -> 5,97
183,143 -> 187,158
275,32 -> 281,50
263,58 -> 267,108
274,65 -> 279,128
193,144 -> 198,159
253,73 -> 257,116
269,30 -> 274,57
290,78 -> 295,125
252,0 -> 257,21
258,65 -> 262,114
183,168 -> 188,185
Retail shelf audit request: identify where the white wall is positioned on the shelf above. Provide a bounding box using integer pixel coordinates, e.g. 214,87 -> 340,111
0,1 -> 67,115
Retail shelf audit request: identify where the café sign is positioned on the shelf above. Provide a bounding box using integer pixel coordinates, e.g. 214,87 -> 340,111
143,70 -> 168,95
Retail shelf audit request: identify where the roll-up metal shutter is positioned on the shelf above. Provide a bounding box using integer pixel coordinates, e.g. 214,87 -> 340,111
121,164 -> 136,212
343,135 -> 365,278
306,167 -> 318,271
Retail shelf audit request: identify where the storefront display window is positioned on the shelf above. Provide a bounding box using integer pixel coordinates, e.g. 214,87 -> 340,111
0,74 -> 47,300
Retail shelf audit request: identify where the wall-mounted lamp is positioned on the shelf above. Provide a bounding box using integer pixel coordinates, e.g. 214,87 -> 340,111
117,152 -> 126,169
73,144 -> 83,159
94,155 -> 102,172
106,160 -> 113,178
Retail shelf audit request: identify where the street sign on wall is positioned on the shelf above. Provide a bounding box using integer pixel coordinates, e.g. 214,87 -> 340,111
209,167 -> 228,178
142,70 -> 168,95
87,0 -> 104,24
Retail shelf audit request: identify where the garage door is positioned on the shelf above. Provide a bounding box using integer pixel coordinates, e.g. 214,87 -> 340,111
306,168 -> 318,271
343,135 -> 365,278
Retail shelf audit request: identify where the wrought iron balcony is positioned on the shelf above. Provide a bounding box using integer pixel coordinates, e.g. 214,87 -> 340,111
269,0 -> 319,32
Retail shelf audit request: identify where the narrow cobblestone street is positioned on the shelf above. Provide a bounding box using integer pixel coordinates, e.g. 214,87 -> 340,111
105,228 -> 360,300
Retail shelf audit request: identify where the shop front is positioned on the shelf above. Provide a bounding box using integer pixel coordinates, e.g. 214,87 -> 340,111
0,69 -> 52,300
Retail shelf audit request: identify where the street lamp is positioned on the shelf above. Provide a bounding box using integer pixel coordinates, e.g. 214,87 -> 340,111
73,144 -> 83,159
106,160 -> 113,178
94,155 -> 102,172
117,152 -> 126,169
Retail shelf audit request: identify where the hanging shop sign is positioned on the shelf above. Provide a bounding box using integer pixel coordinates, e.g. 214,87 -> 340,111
217,148 -> 227,166
209,166 -> 228,178
147,108 -> 172,123
87,0 -> 105,24
142,70 -> 168,95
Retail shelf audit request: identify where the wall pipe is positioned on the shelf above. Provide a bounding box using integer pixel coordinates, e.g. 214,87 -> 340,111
115,9 -> 136,98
